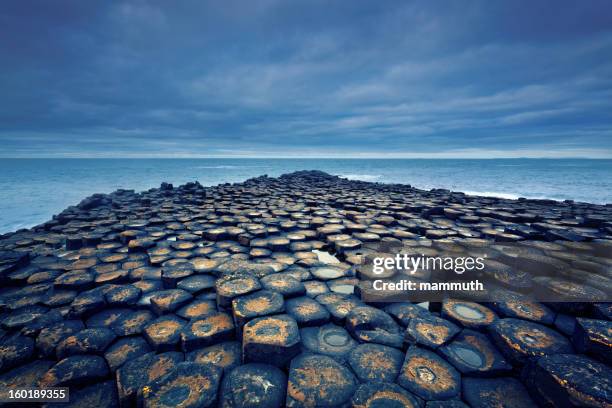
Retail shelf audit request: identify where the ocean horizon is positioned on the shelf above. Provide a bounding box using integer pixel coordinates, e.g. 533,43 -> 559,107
1,158 -> 611,234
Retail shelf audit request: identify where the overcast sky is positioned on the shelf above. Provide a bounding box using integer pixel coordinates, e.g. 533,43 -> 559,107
1,0 -> 611,158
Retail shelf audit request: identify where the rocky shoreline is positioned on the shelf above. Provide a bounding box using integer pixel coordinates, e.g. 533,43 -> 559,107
0,170 -> 611,407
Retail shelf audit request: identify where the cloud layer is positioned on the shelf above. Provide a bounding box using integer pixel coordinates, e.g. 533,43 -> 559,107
1,0 -> 611,157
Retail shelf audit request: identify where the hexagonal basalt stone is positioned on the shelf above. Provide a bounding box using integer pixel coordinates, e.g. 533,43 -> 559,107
0,335 -> 35,371
384,302 -> 430,326
141,362 -> 222,408
69,288 -> 106,317
261,273 -> 306,298
177,274 -> 216,294
303,280 -> 329,297
441,299 -> 497,330
352,382 -> 422,408
285,296 -> 330,326
398,346 -> 461,401
104,284 -> 142,306
348,343 -> 404,383
346,306 -> 403,348
572,318 -> 612,364
1,304 -> 48,330
56,327 -> 117,359
303,323 -> 353,356
86,307 -> 131,328
38,355 -> 109,387
45,380 -> 119,408
162,263 -> 195,288
54,269 -> 95,290
316,293 -> 365,323
524,353 -> 612,407
219,363 -> 287,408
488,318 -> 573,365
490,291 -> 555,325
216,273 -> 262,308
104,336 -> 152,371
111,309 -> 155,336
405,315 -> 460,349
286,353 -> 358,407
177,299 -> 217,320
116,351 -> 183,407
426,401 -> 469,408
462,377 -> 536,408
0,360 -> 55,402
181,312 -> 235,352
242,314 -> 301,367
36,319 -> 85,357
311,265 -> 350,281
187,341 -> 241,374
232,290 -> 285,331
149,289 -> 193,315
143,314 -> 186,351
438,329 -> 511,376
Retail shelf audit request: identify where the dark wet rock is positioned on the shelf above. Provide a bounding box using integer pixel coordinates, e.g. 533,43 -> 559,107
398,346 -> 461,401
300,323 -> 357,362
232,289 -> 285,331
176,273 -> 216,294
141,362 -> 222,408
1,171 -> 612,402
438,329 -> 511,376
216,273 -> 262,308
489,318 -> 573,365
38,354 -> 109,387
286,353 -> 358,407
285,296 -> 330,326
352,382 -> 422,408
243,314 -> 301,367
45,379 -> 118,408
572,317 -> 612,364
116,351 -> 183,407
86,307 -> 130,328
406,314 -> 460,349
111,309 -> 155,336
316,292 -> 365,323
181,312 -> 235,352
261,273 -> 306,297
441,299 -> 498,330
348,343 -> 404,383
462,377 -> 536,407
385,302 -> 430,326
490,291 -> 555,325
0,360 -> 55,402
37,319 -> 85,357
56,327 -> 116,359
177,298 -> 217,320
143,314 -> 186,351
104,284 -> 141,306
186,341 -> 241,374
426,401 -> 469,408
104,335 -> 151,371
0,335 -> 35,371
345,306 -> 403,348
149,289 -> 193,315
219,363 -> 287,408
523,353 -> 612,407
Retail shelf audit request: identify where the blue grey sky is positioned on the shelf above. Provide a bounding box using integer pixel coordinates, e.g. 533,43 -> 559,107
1,0 -> 611,158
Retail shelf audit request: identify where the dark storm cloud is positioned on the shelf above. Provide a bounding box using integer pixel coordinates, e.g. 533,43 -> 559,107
1,0 -> 611,157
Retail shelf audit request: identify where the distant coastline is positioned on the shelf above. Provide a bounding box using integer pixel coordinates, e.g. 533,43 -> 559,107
1,158 -> 611,234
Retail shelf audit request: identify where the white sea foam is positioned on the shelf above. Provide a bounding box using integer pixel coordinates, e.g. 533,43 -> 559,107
339,174 -> 382,182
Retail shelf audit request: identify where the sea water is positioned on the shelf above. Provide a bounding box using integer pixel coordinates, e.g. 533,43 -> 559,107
1,158 -> 610,234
